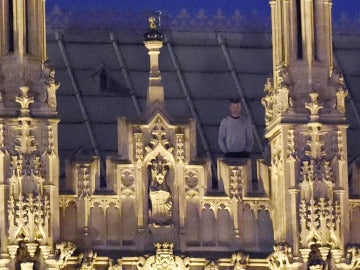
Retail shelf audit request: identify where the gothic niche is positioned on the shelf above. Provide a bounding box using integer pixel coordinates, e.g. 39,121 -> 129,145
148,154 -> 172,226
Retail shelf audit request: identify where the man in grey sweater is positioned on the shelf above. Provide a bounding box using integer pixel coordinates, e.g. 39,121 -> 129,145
218,99 -> 254,158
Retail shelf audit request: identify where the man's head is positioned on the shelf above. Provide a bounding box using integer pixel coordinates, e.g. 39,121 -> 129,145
229,99 -> 241,117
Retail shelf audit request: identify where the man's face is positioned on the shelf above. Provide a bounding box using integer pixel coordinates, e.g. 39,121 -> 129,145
229,102 -> 241,117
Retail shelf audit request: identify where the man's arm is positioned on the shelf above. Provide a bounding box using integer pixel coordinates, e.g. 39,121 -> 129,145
218,120 -> 228,153
245,119 -> 254,152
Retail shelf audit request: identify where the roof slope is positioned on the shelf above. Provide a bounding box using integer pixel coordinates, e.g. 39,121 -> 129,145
46,26 -> 360,176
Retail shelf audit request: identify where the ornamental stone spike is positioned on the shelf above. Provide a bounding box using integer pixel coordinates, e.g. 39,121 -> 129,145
143,16 -> 165,108
15,86 -> 34,117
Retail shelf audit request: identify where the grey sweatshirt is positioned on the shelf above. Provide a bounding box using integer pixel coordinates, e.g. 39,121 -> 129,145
218,115 -> 254,153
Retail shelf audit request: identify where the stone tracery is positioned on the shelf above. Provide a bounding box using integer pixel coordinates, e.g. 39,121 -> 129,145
0,0 -> 357,269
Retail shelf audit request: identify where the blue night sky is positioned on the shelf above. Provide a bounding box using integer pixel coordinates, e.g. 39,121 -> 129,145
46,0 -> 359,20
46,0 -> 269,14
46,0 -> 360,33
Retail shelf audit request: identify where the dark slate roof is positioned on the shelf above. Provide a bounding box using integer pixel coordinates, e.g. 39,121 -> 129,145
46,16 -> 360,177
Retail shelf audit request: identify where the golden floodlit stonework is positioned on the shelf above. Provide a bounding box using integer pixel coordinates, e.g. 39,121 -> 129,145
0,0 -> 359,269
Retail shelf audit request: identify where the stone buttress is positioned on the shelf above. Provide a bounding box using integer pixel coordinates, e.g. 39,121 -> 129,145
0,0 -> 61,269
262,0 -> 351,269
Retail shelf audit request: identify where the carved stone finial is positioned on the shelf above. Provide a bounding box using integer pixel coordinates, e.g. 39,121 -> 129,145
229,168 -> 243,201
335,75 -> 348,114
264,78 -> 273,93
79,250 -> 97,270
14,120 -> 36,154
25,243 -> 38,257
346,246 -> 360,269
232,252 -> 249,270
299,248 -> 311,263
56,241 -> 77,268
144,17 -> 163,42
175,133 -> 185,163
305,92 -> 323,121
15,86 -> 34,117
134,132 -> 144,162
41,61 -> 60,110
39,245 -> 51,259
268,242 -> 293,270
7,244 -> 19,260
149,16 -> 157,29
278,66 -> 290,89
78,164 -> 91,200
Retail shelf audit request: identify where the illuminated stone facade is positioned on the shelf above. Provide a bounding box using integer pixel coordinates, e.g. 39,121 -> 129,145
0,0 -> 359,270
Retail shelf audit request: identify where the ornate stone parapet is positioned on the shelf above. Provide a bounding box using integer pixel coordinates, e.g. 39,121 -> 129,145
217,158 -> 252,198
200,197 -> 231,219
78,165 -> 92,200
243,198 -> 270,219
64,157 -> 100,197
